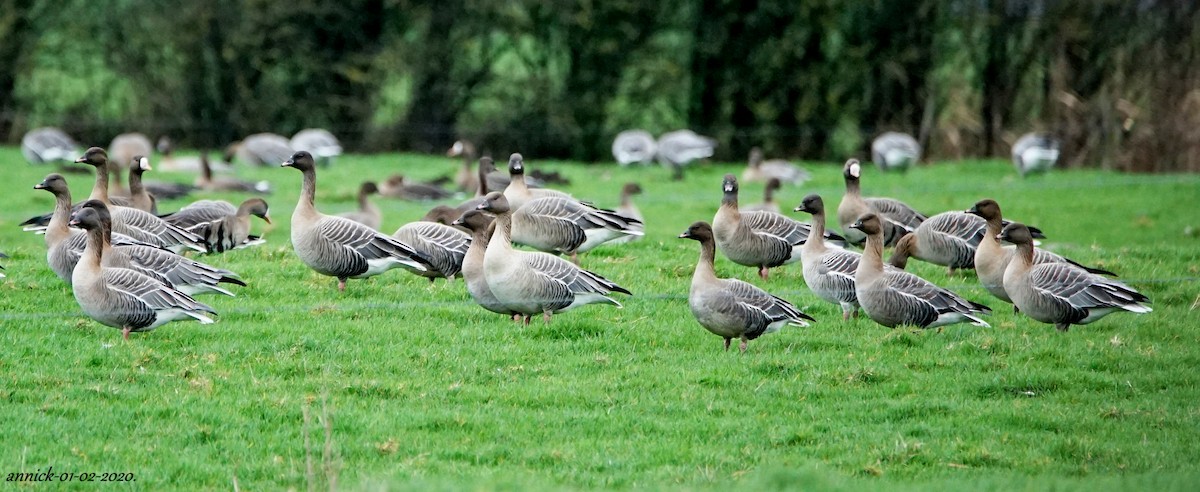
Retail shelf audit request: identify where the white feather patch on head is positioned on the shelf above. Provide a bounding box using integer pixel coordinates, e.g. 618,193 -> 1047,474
849,162 -> 861,178
139,156 -> 151,171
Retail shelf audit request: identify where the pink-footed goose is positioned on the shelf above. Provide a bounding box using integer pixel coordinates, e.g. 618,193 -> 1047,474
68,204 -> 215,340
836,158 -> 925,247
477,192 -> 630,324
679,221 -> 814,352
611,183 -> 644,244
793,194 -> 869,320
74,147 -> 207,253
713,174 -> 843,280
850,213 -> 990,329
998,222 -> 1149,331
282,151 -> 433,291
966,199 -> 1116,308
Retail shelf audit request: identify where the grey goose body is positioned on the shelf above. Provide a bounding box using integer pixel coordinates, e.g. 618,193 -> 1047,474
477,192 -> 630,323
283,151 -> 432,291
836,159 -> 925,247
68,204 -> 215,339
679,221 -> 814,352
998,222 -> 1149,331
851,213 -> 990,329
656,129 -> 715,181
510,196 -> 643,262
392,221 -> 471,281
290,129 -> 342,167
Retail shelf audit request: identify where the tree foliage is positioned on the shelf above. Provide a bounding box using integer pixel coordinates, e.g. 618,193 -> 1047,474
0,0 -> 1195,171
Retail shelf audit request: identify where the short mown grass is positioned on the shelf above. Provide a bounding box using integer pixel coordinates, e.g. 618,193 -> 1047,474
1,146 -> 1198,490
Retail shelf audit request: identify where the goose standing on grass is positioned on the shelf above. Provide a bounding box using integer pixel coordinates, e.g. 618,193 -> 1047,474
338,182 -> 382,230
290,128 -> 342,168
452,210 -> 518,319
75,147 -> 207,253
196,152 -> 271,194
886,211 -> 1044,275
502,153 -> 570,210
68,205 -> 215,340
612,130 -> 657,166
743,148 -> 810,186
74,201 -> 245,296
966,199 -> 1117,308
1012,133 -> 1060,177
611,183 -> 644,244
125,155 -> 158,214
870,132 -> 921,172
392,221 -> 472,282
794,194 -> 866,320
837,158 -> 926,247
22,127 -> 79,166
999,222 -> 1150,331
165,198 -> 272,253
679,221 -> 814,352
477,192 -> 630,324
742,177 -> 782,214
713,174 -> 839,280
849,213 -> 991,329
656,129 -> 716,181
282,151 -> 432,291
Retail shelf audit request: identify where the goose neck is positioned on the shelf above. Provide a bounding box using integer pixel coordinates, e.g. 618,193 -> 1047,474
89,163 -> 111,203
861,230 -> 885,272
46,190 -> 74,244
694,237 -> 718,280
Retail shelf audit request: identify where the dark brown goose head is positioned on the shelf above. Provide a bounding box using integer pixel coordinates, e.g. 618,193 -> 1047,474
74,147 -> 108,168
130,155 -> 151,175
997,222 -> 1036,246
451,210 -> 495,233
622,182 -> 643,196
34,173 -> 69,194
842,158 -> 862,184
678,221 -> 715,243
281,151 -> 316,171
965,199 -> 1001,222
476,191 -> 511,214
848,213 -> 882,236
793,193 -> 825,215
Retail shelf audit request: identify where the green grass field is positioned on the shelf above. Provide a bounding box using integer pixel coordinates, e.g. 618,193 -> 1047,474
1,146 -> 1199,490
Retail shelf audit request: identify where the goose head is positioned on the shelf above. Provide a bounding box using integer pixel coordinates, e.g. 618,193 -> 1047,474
476,191 -> 511,214
236,198 -> 271,224
74,147 -> 108,168
793,193 -> 824,215
71,200 -> 112,230
721,174 -> 738,195
361,181 -> 380,195
507,153 -> 524,176
34,173 -> 69,194
622,182 -> 643,196
965,199 -> 1001,221
842,158 -> 862,183
131,155 -> 151,174
678,221 -> 715,242
848,213 -> 882,235
997,222 -> 1035,246
281,151 -> 316,171
452,210 -> 495,232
